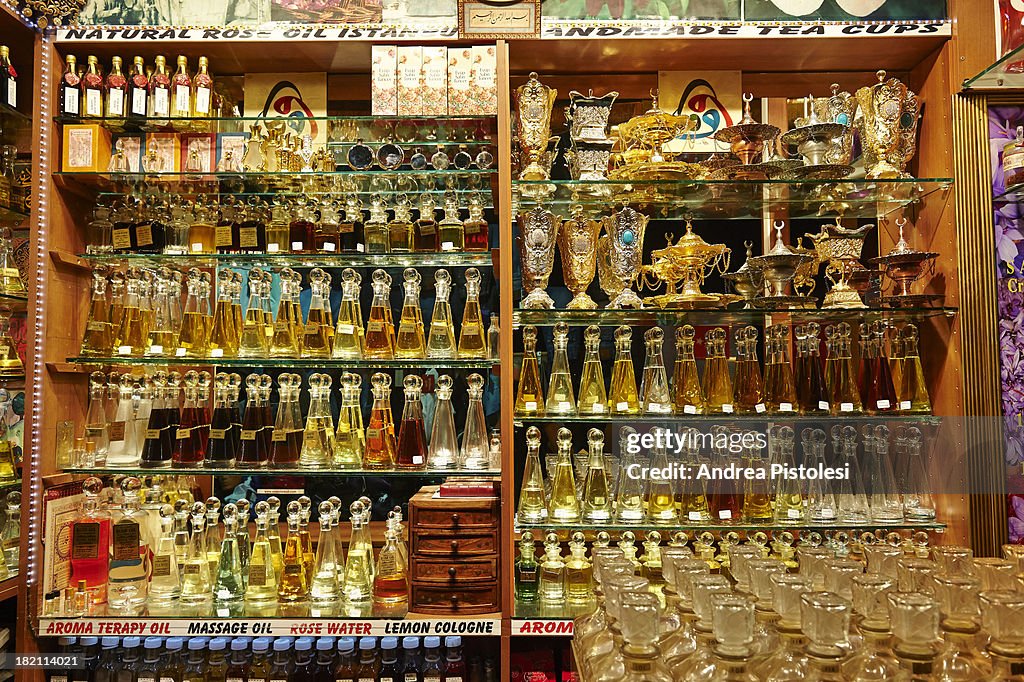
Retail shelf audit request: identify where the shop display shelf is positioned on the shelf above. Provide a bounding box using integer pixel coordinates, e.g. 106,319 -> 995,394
0,102 -> 29,124
76,250 -> 496,269
511,602 -> 592,636
64,355 -> 497,370
513,177 -> 952,221
513,414 -> 943,426
0,478 -> 19,490
963,45 -> 1024,90
513,307 -> 958,327
0,574 -> 20,602
514,520 -> 946,533
63,466 -> 499,477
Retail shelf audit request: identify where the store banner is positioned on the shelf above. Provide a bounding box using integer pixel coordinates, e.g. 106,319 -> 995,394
658,70 -> 741,153
243,72 -> 327,146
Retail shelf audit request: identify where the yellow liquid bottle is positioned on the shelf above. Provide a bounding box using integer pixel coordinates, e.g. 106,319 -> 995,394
673,325 -> 704,414
742,444 -> 773,523
395,268 -> 426,358
299,374 -> 336,470
238,267 -> 269,357
640,327 -> 672,414
0,229 -> 24,295
517,426 -> 548,524
148,267 -> 178,355
188,202 -> 216,254
426,269 -> 457,358
458,267 -> 488,358
334,372 -> 365,469
363,195 -> 390,254
245,501 -> 278,603
437,192 -> 466,252
179,503 -> 212,604
388,196 -> 415,253
364,269 -> 396,359
547,428 -> 580,523
545,320 -> 576,415
269,267 -> 301,358
703,327 -> 734,414
679,432 -> 710,523
565,532 -> 594,604
287,270 -> 304,353
117,269 -> 150,356
277,501 -> 309,602
608,325 -> 641,415
266,496 -> 285,580
889,328 -> 905,404
108,272 -> 126,348
341,500 -> 373,606
824,325 -> 838,399
333,268 -> 365,359
577,325 -> 608,416
580,428 -> 611,523
766,324 -> 797,412
301,268 -> 332,358
209,270 -> 239,357
646,431 -> 679,524
899,324 -> 932,414
515,325 -> 544,416
177,268 -> 211,357
81,266 -> 115,356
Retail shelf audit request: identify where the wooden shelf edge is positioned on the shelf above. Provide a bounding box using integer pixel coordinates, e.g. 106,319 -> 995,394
49,249 -> 89,271
0,574 -> 21,602
46,362 -> 87,374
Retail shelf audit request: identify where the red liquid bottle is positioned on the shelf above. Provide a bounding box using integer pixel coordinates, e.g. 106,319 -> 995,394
463,193 -> 489,252
173,370 -> 207,467
69,477 -> 112,604
443,636 -> 466,682
270,373 -> 302,468
709,451 -> 743,524
289,202 -> 317,253
868,321 -> 898,414
395,375 -> 427,469
207,373 -> 236,467
237,373 -> 268,468
803,323 -> 830,415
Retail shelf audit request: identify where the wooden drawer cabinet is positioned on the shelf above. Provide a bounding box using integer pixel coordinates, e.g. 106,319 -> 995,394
410,582 -> 500,614
411,557 -> 498,583
412,530 -> 498,557
414,505 -> 498,530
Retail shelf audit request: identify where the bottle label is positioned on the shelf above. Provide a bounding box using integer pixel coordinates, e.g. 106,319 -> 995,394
367,321 -> 384,332
240,429 -> 257,441
440,241 -> 455,251
518,567 -> 537,582
284,563 -> 302,574
271,430 -> 287,442
359,677 -> 375,682
292,241 -> 303,251
152,553 -> 172,577
112,228 -> 131,250
226,678 -> 244,682
108,91 -> 124,117
136,677 -> 154,682
323,242 -> 337,252
135,224 -> 153,247
464,220 -> 481,235
215,225 -> 233,247
176,427 -> 191,440
718,509 -> 732,520
304,322 -> 320,334
160,678 -> 175,682
131,88 -> 147,115
209,428 -> 226,439
876,399 -> 891,409
615,401 -> 629,411
687,511 -> 704,521
424,677 -> 441,682
64,85 -> 79,114
818,400 -> 830,411
86,88 -> 102,116
108,420 -> 126,442
239,227 -> 258,248
248,563 -> 266,586
721,403 -> 734,413
145,429 -> 162,440
6,78 -> 14,108
112,521 -> 140,561
404,675 -> 417,682
418,221 -> 436,236
338,324 -> 355,335
524,401 -> 537,411
900,400 -> 912,410
153,87 -> 169,116
183,562 -> 202,575
840,402 -> 854,412
754,403 -> 767,413
1007,151 -> 1024,172
787,508 -> 802,519
86,321 -> 105,331
71,521 -> 100,559
175,84 -> 190,113
195,86 -> 212,114
273,321 -> 289,332
779,402 -> 793,412
366,428 -> 381,439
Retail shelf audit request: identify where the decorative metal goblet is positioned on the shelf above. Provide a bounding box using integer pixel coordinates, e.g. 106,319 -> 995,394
601,206 -> 649,309
870,217 -> 940,307
748,221 -> 816,309
518,205 -> 562,309
515,73 -> 558,181
807,219 -> 875,309
558,204 -> 602,309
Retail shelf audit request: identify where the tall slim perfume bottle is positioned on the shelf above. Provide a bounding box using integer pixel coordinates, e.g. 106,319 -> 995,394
245,500 -> 278,604
673,325 -> 704,415
581,428 -> 612,523
517,426 -> 547,524
899,324 -> 931,414
302,269 -> 332,358
578,325 -> 608,415
332,268 -> 365,360
546,321 -> 576,415
734,326 -> 764,414
640,327 -> 672,414
702,328 -> 734,414
548,428 -> 581,523
461,373 -> 490,470
334,372 -> 365,469
608,325 -> 640,415
396,268 -> 426,359
427,374 -> 459,470
458,268 -> 488,358
426,269 -> 457,358
364,372 -> 397,470
515,325 -> 545,416
365,269 -> 396,359
395,375 -> 427,469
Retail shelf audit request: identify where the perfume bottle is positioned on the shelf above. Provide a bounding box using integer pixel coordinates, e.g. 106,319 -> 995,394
365,269 -> 396,359
395,268 -> 426,359
426,269 -> 458,359
342,500 -> 373,606
388,194 -> 415,253
581,428 -> 612,523
245,500 -> 278,604
548,428 -> 581,523
310,501 -> 341,604
902,427 -> 935,521
364,194 -> 390,254
269,268 -> 301,358
275,500 -> 308,602
672,325 -> 704,414
804,428 -> 838,523
179,501 -> 211,604
867,424 -> 903,523
148,268 -> 179,354
173,370 -> 210,468
149,503 -> 182,604
517,426 -> 548,524
515,532 -> 540,603
607,325 -> 640,415
373,521 -> 408,608
647,430 -> 679,524
796,323 -> 829,414
539,532 -> 566,604
177,269 -> 210,357
108,477 -> 151,609
236,268 -> 268,358
464,193 -> 489,252
395,375 -> 427,469
766,324 -> 798,413
680,430 -> 710,524
461,373 -> 490,470
60,54 -> 81,117
734,326 -> 765,414
640,327 -> 672,414
203,497 -> 222,579
899,324 -> 931,414
212,503 -> 245,604
828,322 -> 862,414
265,496 -> 285,581
84,371 -> 110,459
566,532 -> 594,604
269,373 -> 301,469
836,425 -> 869,523
81,56 -> 104,118
302,269 -> 332,357
573,324 -> 608,415
414,194 -> 438,252
543,321 -> 577,415
69,477 -> 111,605
334,372 -> 365,470
515,325 -> 545,416
332,268 -> 365,359
615,426 -> 646,522
888,592 -> 943,679
339,194 -> 365,253
773,427 -> 804,523
288,201 -> 316,253
427,374 -> 459,470
866,321 -> 898,414
437,192 -> 465,252
364,372 -> 397,470
458,268 -> 488,359
170,55 -> 191,118
236,374 -> 270,469
300,374 -> 336,469
742,442 -> 772,523
702,328 -> 734,414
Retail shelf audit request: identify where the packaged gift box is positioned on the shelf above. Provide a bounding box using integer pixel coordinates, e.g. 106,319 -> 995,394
61,124 -> 112,172
421,46 -> 448,117
447,47 -> 474,115
397,46 -> 423,116
180,133 -> 217,174
372,45 -> 398,116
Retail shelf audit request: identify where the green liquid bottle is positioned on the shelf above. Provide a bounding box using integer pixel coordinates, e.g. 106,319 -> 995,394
514,532 -> 539,603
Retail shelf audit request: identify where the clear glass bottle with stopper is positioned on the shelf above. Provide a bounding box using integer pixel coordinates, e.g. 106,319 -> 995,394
539,532 -> 566,604
673,325 -> 704,414
703,327 -> 734,414
426,269 -> 457,359
364,269 -> 396,359
396,375 -> 428,469
148,503 -> 182,604
545,321 -> 576,415
212,503 -> 245,604
640,327 -> 672,414
427,374 -> 459,470
300,373 -> 336,469
333,268 -> 365,359
460,373 -> 490,470
437,192 -> 465,251
565,531 -> 594,604
302,269 -> 332,357
608,325 -> 640,415
245,500 -> 278,604
180,501 -> 211,604
107,478 -> 151,609
363,194 -> 390,254
515,531 -> 540,603
342,500 -> 373,607
581,428 -> 611,523
548,427 -> 580,523
334,372 -> 365,470
458,268 -> 488,358
277,500 -> 309,602
515,325 -> 544,416
310,500 -> 341,604
396,268 -> 426,359
517,426 -> 547,524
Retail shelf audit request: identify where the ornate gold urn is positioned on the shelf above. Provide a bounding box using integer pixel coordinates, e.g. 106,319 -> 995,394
640,221 -> 735,309
855,70 -> 921,180
807,219 -> 875,309
515,73 -> 559,181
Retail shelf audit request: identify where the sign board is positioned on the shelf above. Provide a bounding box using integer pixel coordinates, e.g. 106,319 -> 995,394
459,0 -> 541,38
659,70 -> 742,153
243,72 -> 328,146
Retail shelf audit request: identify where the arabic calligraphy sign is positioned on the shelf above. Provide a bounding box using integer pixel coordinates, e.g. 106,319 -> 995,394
659,70 -> 742,153
459,0 -> 541,37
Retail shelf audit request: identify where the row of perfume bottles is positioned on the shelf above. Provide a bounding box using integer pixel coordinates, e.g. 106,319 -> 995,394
80,369 -> 497,471
569,539 -> 1024,682
85,193 -> 490,255
54,634 -> 481,682
68,478 -> 408,612
517,423 -> 934,526
60,54 -> 217,121
515,321 -> 932,419
80,266 -> 497,360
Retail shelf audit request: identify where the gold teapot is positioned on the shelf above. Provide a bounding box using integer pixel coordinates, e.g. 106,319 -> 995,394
640,221 -> 735,309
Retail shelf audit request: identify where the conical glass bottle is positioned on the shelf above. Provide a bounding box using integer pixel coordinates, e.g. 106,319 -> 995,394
269,373 -> 301,469
515,325 -> 544,416
539,532 -> 566,604
702,327 -> 734,414
773,427 -> 805,523
179,501 -> 211,604
647,429 -> 680,524
426,269 -> 458,358
212,503 -> 245,603
796,323 -> 830,414
836,426 -> 869,522
458,268 -> 488,358
766,324 -> 798,413
342,500 -> 373,606
373,523 -> 408,608
268,268 -> 300,358
333,268 -> 365,359
608,325 -> 641,415
177,269 -> 210,357
114,268 -> 146,356
149,503 -> 182,604
804,428 -> 838,523
540,321 -> 576,415
203,497 -> 222,581
461,373 -> 490,470
899,324 -> 931,414
209,270 -> 238,358
577,325 -> 609,415
680,429 -> 711,524
278,500 -> 309,602
867,424 -> 903,523
111,374 -> 143,467
364,194 -> 390,254
395,268 -> 426,359
581,428 -> 612,523
364,372 -> 397,470
365,269 -> 396,359
427,374 -> 459,469
517,426 -> 548,524
245,500 -> 278,604
302,269 -> 332,357
742,442 -> 772,524
265,496 -> 285,581
395,375 -> 428,469
829,322 -> 862,414
237,268 -> 269,357
902,427 -> 935,521
81,267 -> 115,356
734,326 -> 764,414
672,325 -> 704,414
549,427 -> 581,523
334,372 -> 365,469
310,501 -> 341,604
84,371 -> 110,460
615,426 -> 646,522
866,321 -> 898,414
640,327 -> 672,414
148,267 -> 178,355
296,496 -> 316,587
300,374 -> 336,469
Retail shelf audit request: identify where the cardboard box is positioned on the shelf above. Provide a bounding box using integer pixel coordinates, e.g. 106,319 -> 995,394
144,133 -> 182,174
216,132 -> 250,171
397,46 -> 423,116
472,45 -> 497,115
371,45 -> 398,116
181,133 -> 217,173
61,124 -> 112,172
111,133 -> 144,173
421,46 -> 448,117
447,47 -> 474,115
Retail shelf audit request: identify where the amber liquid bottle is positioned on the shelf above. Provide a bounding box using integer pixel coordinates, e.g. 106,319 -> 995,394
395,375 -> 427,469
414,195 -> 438,252
733,326 -> 764,414
765,324 -> 797,413
514,325 -> 544,416
867,321 -> 898,414
364,269 -> 396,359
796,323 -> 829,414
703,327 -> 734,414
672,325 -> 704,414
363,373 -> 397,470
237,374 -> 269,468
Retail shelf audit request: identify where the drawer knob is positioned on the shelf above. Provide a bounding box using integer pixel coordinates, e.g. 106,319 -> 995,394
448,567 -> 457,578
450,540 -> 459,552
451,513 -> 460,525
450,595 -> 459,606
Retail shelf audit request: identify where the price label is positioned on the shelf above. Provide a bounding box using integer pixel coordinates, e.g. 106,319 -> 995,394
117,345 -> 132,355
787,509 -> 802,519
191,243 -> 204,253
718,509 -> 732,520
819,401 -> 830,411
322,242 -> 336,252
112,228 -> 132,250
356,243 -> 365,252
557,401 -> 572,411
877,399 -> 891,409
524,401 -> 537,411
210,348 -> 224,358
688,511 -> 704,521
135,224 -> 153,247
840,402 -> 854,412
148,345 -> 164,355
176,347 -> 187,357
239,227 -> 258,248
755,403 -> 767,413
267,243 -> 280,253
900,401 -> 912,410
588,404 -> 605,413
780,402 -> 794,412
240,429 -> 257,441
683,405 -> 697,415
412,455 -> 424,465
615,401 -> 630,411
722,404 -> 734,414
291,241 -> 303,251
441,241 -> 455,251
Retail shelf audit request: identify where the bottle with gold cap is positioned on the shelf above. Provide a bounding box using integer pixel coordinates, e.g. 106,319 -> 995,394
127,56 -> 148,120
0,46 -> 16,110
192,56 -> 214,118
171,55 -> 192,119
148,55 -> 171,123
60,54 -> 81,117
105,57 -> 127,120
81,56 -> 105,118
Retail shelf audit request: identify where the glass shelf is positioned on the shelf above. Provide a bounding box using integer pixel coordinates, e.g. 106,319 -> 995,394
55,113 -> 496,133
64,466 -> 498,478
514,414 -> 942,426
513,601 -> 592,625
0,479 -> 19,489
994,182 -> 1024,204
77,251 -> 494,269
0,103 -> 29,124
963,45 -> 1024,90
513,177 -> 953,220
513,307 -> 958,327
66,356 -> 497,370
515,520 -> 946,533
